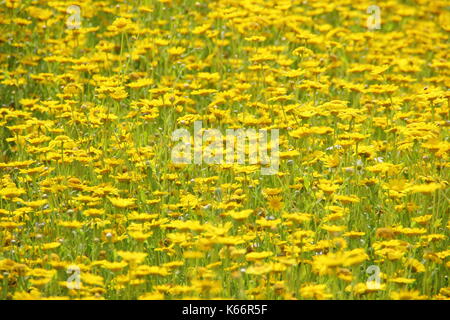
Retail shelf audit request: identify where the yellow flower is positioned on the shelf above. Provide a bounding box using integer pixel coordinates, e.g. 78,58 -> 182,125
128,231 -> 153,241
127,78 -> 154,89
109,88 -> 128,101
58,221 -> 84,229
322,224 -> 346,234
408,183 -> 442,194
101,261 -> 128,272
391,290 -> 427,300
168,47 -> 186,57
132,265 -> 170,277
0,187 -> 25,199
389,277 -> 416,284
267,196 -> 284,211
245,251 -> 273,262
229,209 -> 253,221
138,292 -> 164,300
300,284 -> 333,300
83,208 -> 105,217
41,242 -> 61,250
13,289 -> 42,300
108,197 -> 136,209
111,17 -> 133,31
246,263 -> 273,275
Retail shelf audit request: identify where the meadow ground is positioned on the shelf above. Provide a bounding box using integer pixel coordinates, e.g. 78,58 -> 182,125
0,0 -> 449,300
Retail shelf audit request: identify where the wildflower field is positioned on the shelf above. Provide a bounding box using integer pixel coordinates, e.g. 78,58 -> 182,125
0,0 -> 449,300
